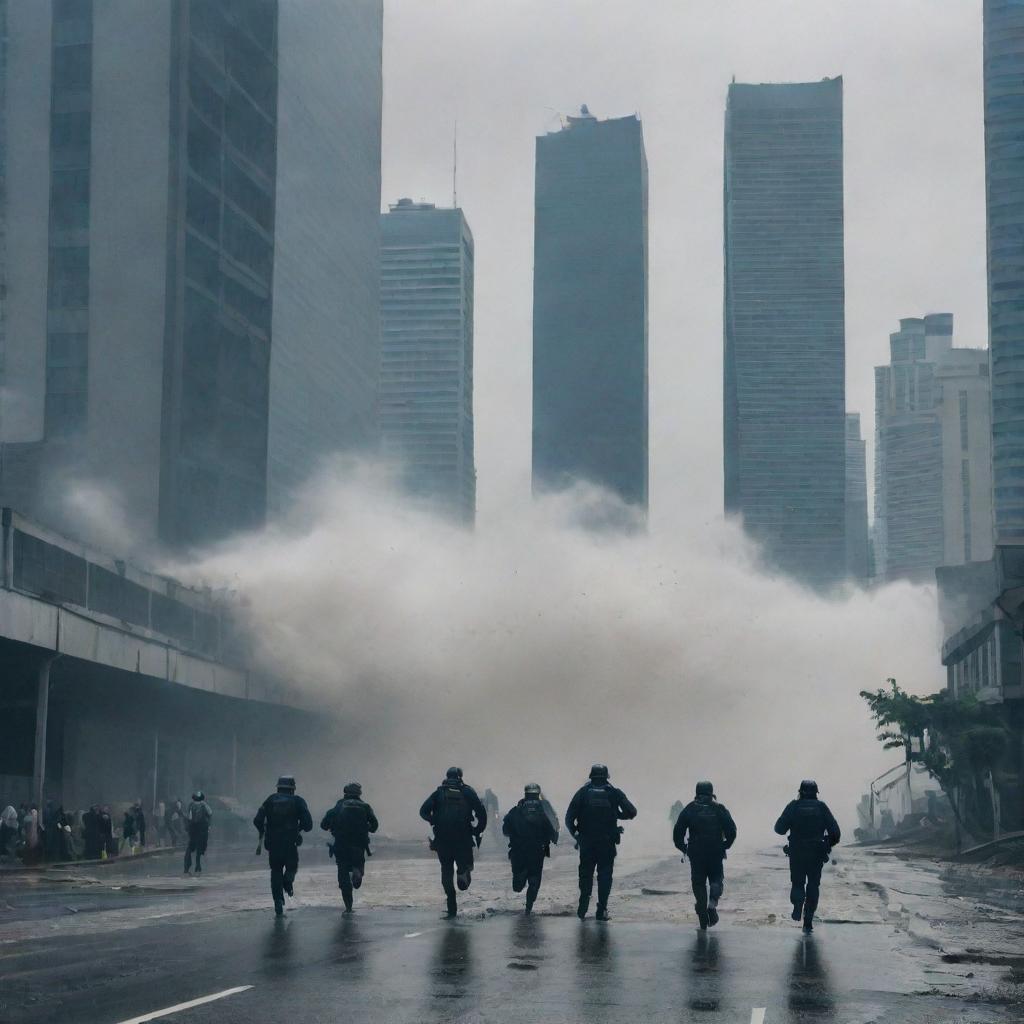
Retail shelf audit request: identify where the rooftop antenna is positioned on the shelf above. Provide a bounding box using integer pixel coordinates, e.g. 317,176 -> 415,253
452,120 -> 458,209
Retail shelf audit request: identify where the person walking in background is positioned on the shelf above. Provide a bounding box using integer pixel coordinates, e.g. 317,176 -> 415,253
565,764 -> 637,921
321,782 -> 379,912
166,799 -> 185,847
121,805 -> 138,855
774,780 -> 841,934
133,801 -> 147,847
43,800 -> 61,861
254,775 -> 312,916
99,806 -> 115,858
0,805 -> 18,858
673,781 -> 737,930
419,767 -> 488,918
184,791 -> 213,874
502,783 -> 558,914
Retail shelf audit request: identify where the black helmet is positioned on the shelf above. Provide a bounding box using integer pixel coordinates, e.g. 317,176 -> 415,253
276,775 -> 296,792
446,766 -> 463,781
343,782 -> 362,798
192,790 -> 204,802
799,779 -> 819,797
589,763 -> 609,782
695,780 -> 714,798
524,783 -> 541,796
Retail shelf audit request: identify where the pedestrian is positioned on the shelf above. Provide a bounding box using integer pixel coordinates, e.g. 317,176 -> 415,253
672,780 -> 737,930
43,800 -> 61,861
165,799 -> 185,847
57,808 -> 74,861
419,767 -> 487,918
184,791 -> 213,874
565,764 -> 637,921
253,775 -> 312,916
774,780 -> 841,934
320,782 -> 378,912
99,806 -> 115,858
502,783 -> 559,914
21,804 -> 43,865
152,801 -> 166,845
669,799 -> 685,826
482,788 -> 500,829
82,805 -> 102,860
121,805 -> 138,855
0,805 -> 18,858
134,801 -> 147,847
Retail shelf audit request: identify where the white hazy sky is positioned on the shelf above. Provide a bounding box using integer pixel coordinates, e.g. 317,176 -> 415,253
380,0 -> 988,530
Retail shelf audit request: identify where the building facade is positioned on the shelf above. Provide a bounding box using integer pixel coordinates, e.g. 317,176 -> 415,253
723,79 -> 846,586
984,0 -> 1024,545
0,0 -> 382,549
845,413 -> 870,583
379,200 -> 475,523
874,314 -> 993,582
532,108 -> 648,512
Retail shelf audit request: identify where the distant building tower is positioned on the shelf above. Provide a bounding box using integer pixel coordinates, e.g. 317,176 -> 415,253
723,79 -> 846,586
532,108 -> 648,512
0,0 -> 383,548
874,314 -> 993,582
984,1 -> 1024,544
379,200 -> 475,523
845,414 -> 870,583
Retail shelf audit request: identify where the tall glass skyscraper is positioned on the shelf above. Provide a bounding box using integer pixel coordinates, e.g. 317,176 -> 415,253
723,78 -> 846,586
984,1 -> 1024,544
379,200 -> 475,524
532,109 -> 648,512
0,0 -> 382,548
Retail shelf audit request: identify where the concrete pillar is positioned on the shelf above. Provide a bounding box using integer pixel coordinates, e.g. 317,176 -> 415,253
151,731 -> 159,813
31,656 -> 56,808
231,732 -> 238,798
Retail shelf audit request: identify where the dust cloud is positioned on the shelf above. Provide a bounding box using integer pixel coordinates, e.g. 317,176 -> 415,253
184,460 -> 940,848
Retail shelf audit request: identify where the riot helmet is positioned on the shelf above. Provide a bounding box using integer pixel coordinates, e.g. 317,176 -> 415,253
343,782 -> 362,798
524,783 -> 542,797
695,780 -> 714,798
276,775 -> 296,792
446,767 -> 463,781
191,791 -> 204,802
589,763 -> 609,783
799,779 -> 819,797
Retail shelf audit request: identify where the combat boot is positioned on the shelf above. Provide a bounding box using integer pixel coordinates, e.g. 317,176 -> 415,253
695,903 -> 709,930
445,893 -> 458,918
791,900 -> 804,922
577,895 -> 589,919
456,868 -> 471,891
343,891 -> 353,912
274,898 -> 284,917
707,898 -> 719,927
595,904 -> 610,921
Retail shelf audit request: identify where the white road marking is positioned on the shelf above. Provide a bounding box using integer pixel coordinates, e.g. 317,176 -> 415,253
404,931 -> 423,938
114,986 -> 253,1024
751,1009 -> 766,1024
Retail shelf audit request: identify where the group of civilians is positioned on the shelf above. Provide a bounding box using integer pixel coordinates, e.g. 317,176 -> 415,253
0,796 -> 197,865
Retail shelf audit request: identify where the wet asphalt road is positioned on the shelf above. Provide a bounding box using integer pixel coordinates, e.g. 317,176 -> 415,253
1,843 -> 1020,1024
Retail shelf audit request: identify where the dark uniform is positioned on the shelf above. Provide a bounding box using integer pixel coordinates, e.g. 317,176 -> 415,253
565,764 -> 637,921
254,775 -> 313,916
672,781 -> 737,930
502,784 -> 559,914
321,782 -> 379,912
419,767 -> 487,917
774,780 -> 841,933
184,792 -> 212,874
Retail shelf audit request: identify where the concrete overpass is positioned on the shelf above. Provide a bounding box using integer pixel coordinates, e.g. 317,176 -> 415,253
0,508 -> 311,812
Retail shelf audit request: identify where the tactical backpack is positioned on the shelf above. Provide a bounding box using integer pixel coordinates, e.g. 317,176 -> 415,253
332,798 -> 369,844
580,784 -> 619,838
433,783 -> 470,838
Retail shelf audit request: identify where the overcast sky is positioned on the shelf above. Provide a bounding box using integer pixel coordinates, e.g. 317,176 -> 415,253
379,0 -> 987,529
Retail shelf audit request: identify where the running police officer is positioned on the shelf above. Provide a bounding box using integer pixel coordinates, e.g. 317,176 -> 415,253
565,764 -> 637,921
253,775 -> 313,916
673,780 -> 737,930
321,782 -> 379,912
419,767 -> 487,918
774,780 -> 841,933
502,783 -> 559,914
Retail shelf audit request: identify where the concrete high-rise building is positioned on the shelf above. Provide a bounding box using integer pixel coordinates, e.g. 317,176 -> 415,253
874,314 -> 993,582
845,413 -> 870,583
984,0 -> 1024,545
0,0 -> 382,548
379,199 -> 475,523
532,108 -> 648,512
723,79 -> 846,586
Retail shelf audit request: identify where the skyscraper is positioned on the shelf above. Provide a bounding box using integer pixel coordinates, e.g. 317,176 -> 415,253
984,0 -> 1024,544
532,108 -> 648,511
723,78 -> 846,586
0,0 -> 382,548
845,413 -> 870,583
873,314 -> 993,582
379,199 -> 475,523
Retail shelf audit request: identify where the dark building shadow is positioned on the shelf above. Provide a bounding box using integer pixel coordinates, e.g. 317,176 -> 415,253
787,936 -> 836,1017
684,931 -> 723,1013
